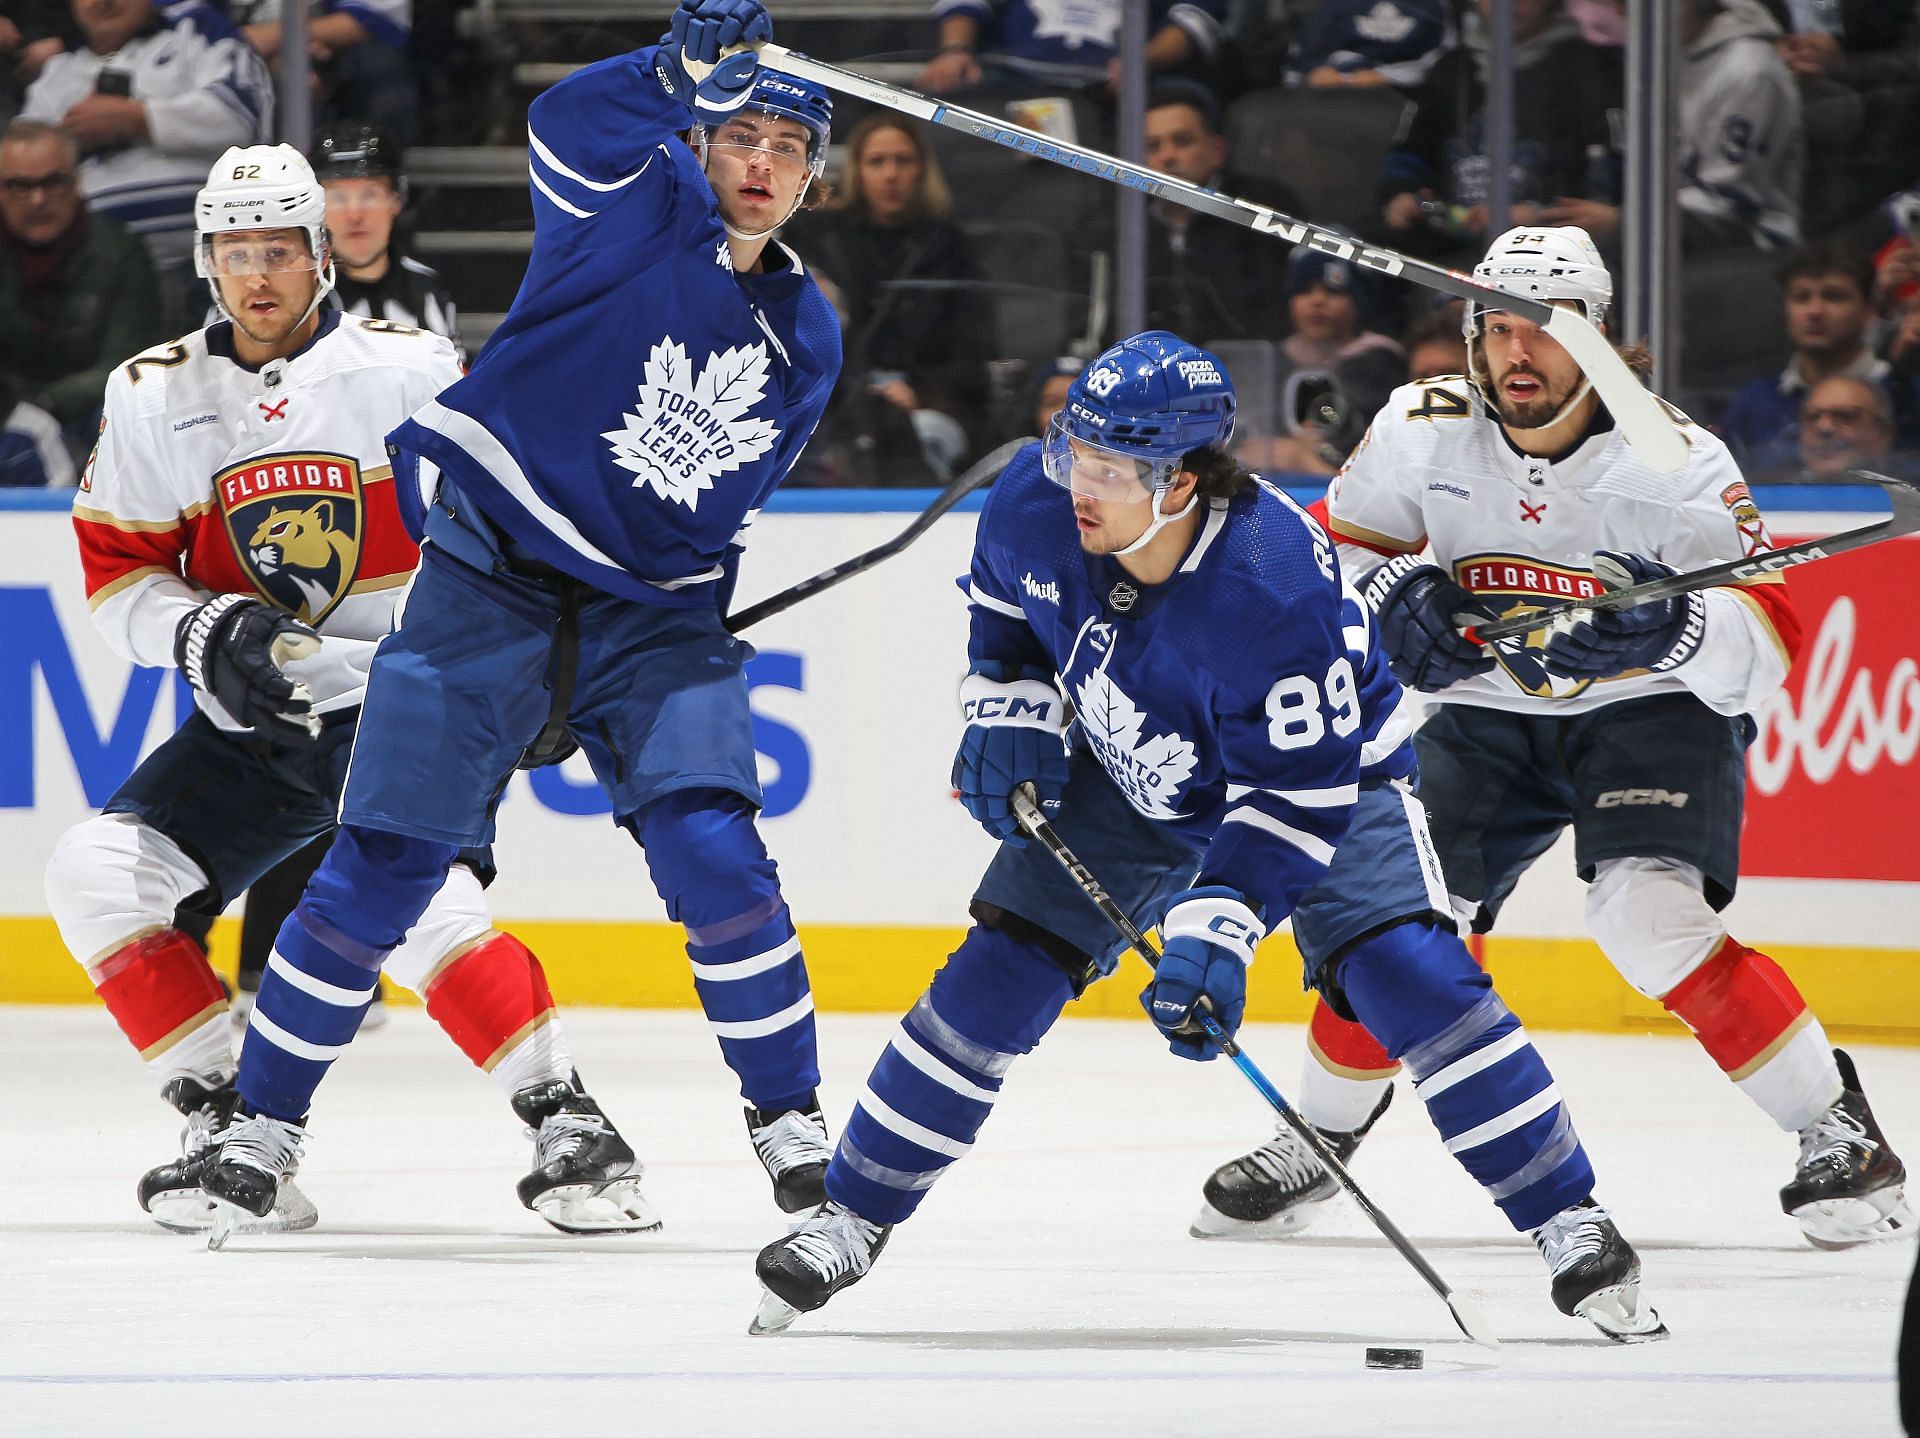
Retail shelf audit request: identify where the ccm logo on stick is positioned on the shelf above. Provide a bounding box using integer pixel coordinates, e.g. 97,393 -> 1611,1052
1595,788 -> 1690,809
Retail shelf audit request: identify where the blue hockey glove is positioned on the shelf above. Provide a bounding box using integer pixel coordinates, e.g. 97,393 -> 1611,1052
654,0 -> 770,122
1541,551 -> 1706,681
951,671 -> 1068,844
1364,554 -> 1497,693
1140,887 -> 1265,1061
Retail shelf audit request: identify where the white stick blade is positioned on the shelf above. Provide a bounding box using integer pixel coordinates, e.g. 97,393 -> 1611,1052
1542,309 -> 1689,473
1446,1291 -> 1503,1351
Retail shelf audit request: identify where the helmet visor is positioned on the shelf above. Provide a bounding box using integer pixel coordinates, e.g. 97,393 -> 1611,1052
1041,416 -> 1179,501
706,111 -> 823,177
198,230 -> 321,279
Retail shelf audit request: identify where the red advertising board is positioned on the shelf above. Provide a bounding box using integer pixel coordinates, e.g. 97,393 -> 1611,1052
1744,533 -> 1920,881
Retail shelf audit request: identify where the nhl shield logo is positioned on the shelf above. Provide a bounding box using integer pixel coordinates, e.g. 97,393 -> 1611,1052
216,451 -> 364,623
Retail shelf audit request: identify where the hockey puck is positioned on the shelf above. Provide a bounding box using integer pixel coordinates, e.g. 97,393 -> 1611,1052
1364,1347 -> 1424,1370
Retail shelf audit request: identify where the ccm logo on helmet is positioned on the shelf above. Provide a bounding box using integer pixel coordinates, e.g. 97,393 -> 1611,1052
1595,788 -> 1690,809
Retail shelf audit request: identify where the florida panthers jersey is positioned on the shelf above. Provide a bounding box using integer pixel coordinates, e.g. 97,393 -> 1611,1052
965,446 -> 1418,924
388,48 -> 841,611
76,310 -> 462,732
1327,376 -> 1801,717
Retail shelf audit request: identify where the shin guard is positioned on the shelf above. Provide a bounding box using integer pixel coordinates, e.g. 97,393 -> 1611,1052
1661,938 -> 1841,1132
825,925 -> 1074,1226
1343,921 -> 1594,1232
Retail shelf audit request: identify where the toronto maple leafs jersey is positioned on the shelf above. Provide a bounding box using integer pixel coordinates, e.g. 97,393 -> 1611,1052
75,310 -> 462,733
965,446 -> 1418,925
1326,375 -> 1800,718
387,49 -> 840,610
934,0 -> 1226,84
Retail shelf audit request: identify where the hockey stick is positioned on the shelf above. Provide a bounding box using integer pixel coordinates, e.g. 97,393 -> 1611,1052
1008,787 -> 1503,1353
755,43 -> 1687,474
1466,470 -> 1920,644
724,439 -> 1025,633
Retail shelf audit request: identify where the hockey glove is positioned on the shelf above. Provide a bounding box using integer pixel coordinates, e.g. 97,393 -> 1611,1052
951,671 -> 1069,844
174,594 -> 322,745
1365,554 -> 1497,693
654,0 -> 770,123
1140,887 -> 1264,1061
1541,551 -> 1706,681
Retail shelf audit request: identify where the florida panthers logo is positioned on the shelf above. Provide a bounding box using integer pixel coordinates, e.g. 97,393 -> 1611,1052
215,451 -> 364,622
1454,554 -> 1606,700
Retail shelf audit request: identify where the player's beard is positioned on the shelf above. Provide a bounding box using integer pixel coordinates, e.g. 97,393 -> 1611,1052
1490,364 -> 1573,430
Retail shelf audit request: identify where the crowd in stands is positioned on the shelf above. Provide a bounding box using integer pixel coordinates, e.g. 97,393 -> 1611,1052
5,0 -> 1920,489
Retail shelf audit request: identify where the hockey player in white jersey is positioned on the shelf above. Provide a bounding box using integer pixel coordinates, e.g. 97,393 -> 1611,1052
1196,227 -> 1910,1251
752,332 -> 1664,1341
46,144 -> 658,1239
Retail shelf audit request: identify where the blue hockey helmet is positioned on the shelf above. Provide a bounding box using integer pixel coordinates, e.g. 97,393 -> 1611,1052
742,68 -> 833,176
1043,331 -> 1237,500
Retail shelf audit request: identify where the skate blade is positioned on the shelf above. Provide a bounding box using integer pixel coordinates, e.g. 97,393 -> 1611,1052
144,1189 -> 219,1235
532,1178 -> 663,1235
206,1199 -> 249,1251
748,1288 -> 803,1336
1791,1190 -> 1915,1250
1188,1197 -> 1329,1241
1574,1282 -> 1669,1343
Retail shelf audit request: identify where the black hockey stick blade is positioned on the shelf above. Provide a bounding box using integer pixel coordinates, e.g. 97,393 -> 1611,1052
725,439 -> 1025,633
1468,470 -> 1920,644
756,43 -> 1685,475
1008,787 -> 1503,1352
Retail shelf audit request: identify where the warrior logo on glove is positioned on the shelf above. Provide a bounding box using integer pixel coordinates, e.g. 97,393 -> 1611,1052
215,451 -> 365,624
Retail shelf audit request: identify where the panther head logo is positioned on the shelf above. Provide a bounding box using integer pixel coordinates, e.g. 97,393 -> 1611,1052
217,452 -> 365,623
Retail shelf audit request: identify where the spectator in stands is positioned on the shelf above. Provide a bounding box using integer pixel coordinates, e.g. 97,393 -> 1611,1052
787,114 -> 992,485
916,0 -> 1226,97
310,119 -> 461,357
0,118 -> 165,456
1142,81 -> 1289,342
236,0 -> 417,143
1030,355 -> 1080,436
3,1 -> 76,126
1280,247 -> 1406,420
0,374 -> 76,486
1672,0 -> 1803,250
1286,0 -> 1453,91
1778,373 -> 1896,481
21,0 -> 270,285
1719,242 -> 1915,473
1379,0 -> 1622,263
1242,248 -> 1407,477
1405,304 -> 1471,379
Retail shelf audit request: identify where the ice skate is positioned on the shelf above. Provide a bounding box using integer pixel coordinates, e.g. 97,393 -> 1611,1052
201,1110 -> 308,1251
1191,1086 -> 1393,1239
1780,1049 -> 1913,1250
746,1095 -> 832,1213
749,1200 -> 892,1335
1531,1199 -> 1668,1342
512,1079 -> 660,1234
138,1076 -> 317,1236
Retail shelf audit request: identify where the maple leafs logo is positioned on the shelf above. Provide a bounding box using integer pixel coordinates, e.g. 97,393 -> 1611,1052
602,339 -> 781,510
1075,669 -> 1197,820
1026,0 -> 1121,51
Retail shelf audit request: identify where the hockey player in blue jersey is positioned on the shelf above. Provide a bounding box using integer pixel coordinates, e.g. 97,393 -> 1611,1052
751,332 -> 1665,1341
197,0 -> 846,1241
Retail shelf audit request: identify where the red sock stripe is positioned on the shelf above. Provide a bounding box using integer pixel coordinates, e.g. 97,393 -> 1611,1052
422,933 -> 557,1071
1661,937 -> 1810,1075
93,929 -> 228,1057
1308,995 -> 1400,1078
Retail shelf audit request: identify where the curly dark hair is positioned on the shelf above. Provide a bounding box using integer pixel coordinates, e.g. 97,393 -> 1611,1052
1182,445 -> 1258,501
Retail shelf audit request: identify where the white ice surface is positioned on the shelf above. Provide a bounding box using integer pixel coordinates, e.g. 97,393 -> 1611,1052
2,1006 -> 1913,1437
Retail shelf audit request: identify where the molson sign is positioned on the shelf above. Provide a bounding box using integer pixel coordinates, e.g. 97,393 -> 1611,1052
1746,533 -> 1920,881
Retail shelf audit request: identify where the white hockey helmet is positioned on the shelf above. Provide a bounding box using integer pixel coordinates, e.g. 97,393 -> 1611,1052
1464,226 -> 1614,407
194,144 -> 335,322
